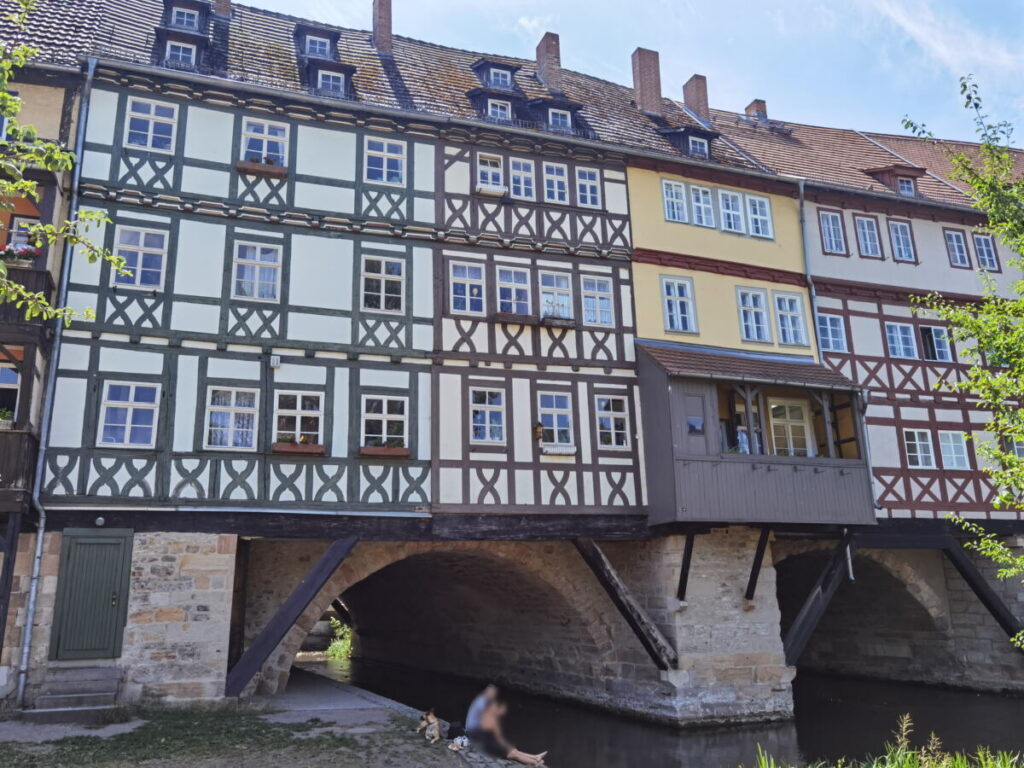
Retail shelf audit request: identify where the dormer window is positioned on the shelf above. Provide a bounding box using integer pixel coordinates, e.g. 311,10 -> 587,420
489,68 -> 512,88
305,35 -> 331,59
487,99 -> 512,121
897,177 -> 916,197
688,136 -> 709,159
318,71 -> 345,94
165,41 -> 196,67
548,109 -> 571,130
170,7 -> 198,29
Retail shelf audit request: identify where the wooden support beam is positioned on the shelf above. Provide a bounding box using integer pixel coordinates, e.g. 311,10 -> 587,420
676,534 -> 695,602
573,538 -> 678,671
331,598 -> 353,626
0,511 -> 22,654
225,536 -> 358,697
941,536 -> 1023,644
744,527 -> 771,600
783,532 -> 855,666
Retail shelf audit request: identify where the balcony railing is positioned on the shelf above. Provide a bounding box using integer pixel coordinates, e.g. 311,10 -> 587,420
0,267 -> 54,326
481,115 -> 598,141
0,430 -> 38,491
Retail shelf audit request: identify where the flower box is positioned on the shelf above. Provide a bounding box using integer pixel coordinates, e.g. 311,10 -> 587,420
236,160 -> 289,179
271,442 -> 326,455
359,446 -> 411,458
491,312 -> 537,325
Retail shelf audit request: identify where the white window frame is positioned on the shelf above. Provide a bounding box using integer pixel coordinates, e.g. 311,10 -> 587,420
171,6 -> 199,28
112,225 -> 168,290
903,429 -> 935,469
819,210 -> 846,254
944,230 -> 970,268
897,177 -> 916,197
885,322 -> 918,359
737,287 -> 771,343
768,398 -> 815,457
231,241 -> 282,303
663,180 -> 687,223
854,215 -> 882,258
688,136 -> 709,159
305,35 -> 331,58
543,162 -> 569,204
97,381 -> 161,449
165,41 -> 196,66
449,261 -> 486,316
662,276 -> 697,333
0,364 -> 18,421
124,97 -> 178,153
496,267 -> 531,315
938,431 -> 969,470
773,292 -> 808,346
746,195 -> 773,238
594,395 -> 630,450
273,391 -> 324,445
361,255 -> 405,314
8,216 -> 36,252
363,136 -> 406,186
576,167 -> 601,208
816,313 -> 847,353
509,158 -> 535,200
469,388 -> 505,445
889,220 -> 916,263
240,117 -> 289,166
719,190 -> 745,233
689,185 -> 715,228
538,391 -> 574,448
973,234 -> 999,270
204,387 -> 259,452
548,108 -> 572,129
539,271 -> 572,320
920,326 -> 952,363
477,153 -> 504,190
361,394 -> 408,449
487,99 -> 512,120
317,70 -> 345,93
580,275 -> 614,327
488,67 -> 512,88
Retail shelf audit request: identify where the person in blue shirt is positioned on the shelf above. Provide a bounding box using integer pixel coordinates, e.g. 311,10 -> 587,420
465,683 -> 498,735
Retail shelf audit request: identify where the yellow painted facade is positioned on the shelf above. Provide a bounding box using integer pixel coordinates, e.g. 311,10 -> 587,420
14,82 -> 71,143
627,167 -> 815,357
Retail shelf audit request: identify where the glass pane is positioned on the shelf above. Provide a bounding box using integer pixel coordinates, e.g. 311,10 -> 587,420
278,393 -> 297,410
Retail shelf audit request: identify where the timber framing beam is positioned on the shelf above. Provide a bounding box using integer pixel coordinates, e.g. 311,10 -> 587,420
941,537 -> 1023,643
0,510 -> 22,654
225,536 -> 359,697
676,534 -> 695,602
573,538 -> 678,671
745,527 -> 772,601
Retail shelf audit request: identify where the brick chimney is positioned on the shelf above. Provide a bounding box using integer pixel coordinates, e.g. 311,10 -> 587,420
536,32 -> 562,91
631,48 -> 662,116
683,74 -> 709,123
373,0 -> 392,54
212,0 -> 231,16
745,99 -> 767,120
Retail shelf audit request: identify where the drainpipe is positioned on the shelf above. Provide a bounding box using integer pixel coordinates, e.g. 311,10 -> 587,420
793,177 -> 824,364
16,57 -> 97,709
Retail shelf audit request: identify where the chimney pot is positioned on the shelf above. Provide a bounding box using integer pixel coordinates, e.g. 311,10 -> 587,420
631,48 -> 662,116
373,0 -> 393,54
536,32 -> 562,91
212,0 -> 231,16
683,74 -> 709,123
745,99 -> 767,119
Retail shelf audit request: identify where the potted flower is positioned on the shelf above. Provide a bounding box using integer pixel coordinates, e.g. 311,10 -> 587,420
271,433 -> 326,455
0,408 -> 14,430
236,152 -> 288,180
0,244 -> 42,263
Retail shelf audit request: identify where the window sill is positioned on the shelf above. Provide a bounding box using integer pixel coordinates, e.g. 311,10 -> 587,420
539,316 -> 575,329
541,446 -> 577,456
236,160 -> 289,179
272,442 -> 326,456
469,444 -> 509,454
492,312 -> 538,325
360,446 -> 411,458
475,184 -> 508,197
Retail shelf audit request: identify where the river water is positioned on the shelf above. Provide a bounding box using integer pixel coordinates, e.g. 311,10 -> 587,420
298,658 -> 1024,767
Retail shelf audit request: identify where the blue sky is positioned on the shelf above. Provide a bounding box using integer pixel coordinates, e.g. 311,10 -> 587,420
244,0 -> 1023,143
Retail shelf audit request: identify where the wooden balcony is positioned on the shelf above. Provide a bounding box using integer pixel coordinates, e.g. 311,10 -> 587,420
0,430 -> 39,491
0,267 -> 55,330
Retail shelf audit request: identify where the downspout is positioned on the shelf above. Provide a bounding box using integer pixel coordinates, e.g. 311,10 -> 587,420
17,56 -> 97,709
794,177 -> 823,364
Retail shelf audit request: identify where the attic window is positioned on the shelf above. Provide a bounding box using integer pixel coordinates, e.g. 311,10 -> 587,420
305,36 -> 331,58
548,109 -> 571,130
489,68 -> 512,88
165,41 -> 196,68
487,99 -> 512,121
688,136 -> 709,159
897,177 -> 916,197
170,7 -> 199,29
318,71 -> 345,94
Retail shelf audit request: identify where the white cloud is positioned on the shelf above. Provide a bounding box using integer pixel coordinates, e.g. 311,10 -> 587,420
512,14 -> 557,42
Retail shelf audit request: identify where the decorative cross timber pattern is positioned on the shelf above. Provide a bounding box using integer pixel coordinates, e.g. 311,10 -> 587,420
509,206 -> 538,239
311,463 -> 347,503
542,210 -> 571,242
86,455 -> 157,497
397,465 -> 430,504
358,316 -> 406,348
170,458 -> 211,499
891,362 -> 927,392
44,453 -> 79,496
269,462 -> 307,502
475,200 -> 503,234
266,461 -> 346,503
875,472 -> 906,505
542,469 -> 574,506
908,475 -> 942,505
607,216 -> 631,249
855,359 -> 889,389
105,292 -> 164,330
214,458 -> 260,501
358,463 -> 429,504
945,475 -> 979,506
583,329 -> 614,362
472,466 -> 506,504
497,322 -> 530,357
451,318 -> 482,355
238,175 -> 287,207
443,198 -> 472,231
361,189 -> 405,221
576,213 -> 601,245
599,470 -> 632,506
227,305 -> 281,339
540,325 -> 573,360
118,153 -> 174,191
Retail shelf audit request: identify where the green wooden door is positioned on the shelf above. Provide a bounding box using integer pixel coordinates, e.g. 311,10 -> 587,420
50,529 -> 133,661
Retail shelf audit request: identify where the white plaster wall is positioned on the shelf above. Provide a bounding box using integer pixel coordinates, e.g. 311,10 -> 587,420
181,166 -> 230,199
98,347 -> 164,375
84,89 -> 118,146
174,356 -> 199,452
296,126 -> 355,180
175,220 -> 226,299
331,367 -> 349,457
273,363 -> 326,385
49,377 -> 87,448
207,358 -> 260,380
288,235 -> 351,311
183,107 -> 234,164
413,142 -> 434,192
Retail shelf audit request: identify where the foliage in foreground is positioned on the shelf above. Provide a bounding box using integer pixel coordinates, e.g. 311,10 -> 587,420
326,615 -> 353,660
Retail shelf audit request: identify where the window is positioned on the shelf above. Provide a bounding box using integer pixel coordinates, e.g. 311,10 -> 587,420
0,365 -> 17,417
662,277 -> 696,332
719,190 -> 745,233
974,234 -> 999,270
99,382 -> 160,448
361,395 -> 407,448
746,195 -> 773,238
510,158 -> 535,200
889,220 -> 916,262
738,288 -> 770,342
305,36 -> 331,58
165,41 -> 196,67
364,137 -> 405,185
816,313 -> 847,353
819,210 -> 846,254
663,180 -> 687,223
576,168 -> 601,208
944,230 -> 970,268
487,99 -> 511,120
362,256 -> 404,313
688,136 -> 709,159
854,215 -> 882,258
470,389 -> 504,444
539,272 -> 572,319
581,276 -> 613,326
113,226 -> 166,289
543,163 -> 568,204
241,118 -> 288,166
489,68 -> 511,88
274,392 -> 323,445
595,396 -> 630,449
885,322 -> 917,359
903,429 -> 935,468
939,431 -> 969,469
920,326 -> 952,362
538,392 -> 573,447
549,109 -> 571,130
897,177 -> 916,197
232,242 -> 281,301
497,267 -> 530,315
7,216 -> 36,254
1013,440 -> 1024,460
477,154 -> 503,189
769,400 -> 813,457
205,388 -> 258,451
689,186 -> 715,228
317,71 -> 345,94
125,98 -> 177,152
774,293 -> 807,345
450,262 -> 485,315
171,7 -> 199,28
